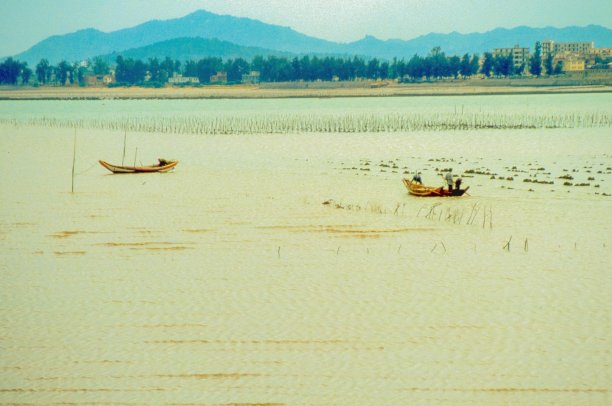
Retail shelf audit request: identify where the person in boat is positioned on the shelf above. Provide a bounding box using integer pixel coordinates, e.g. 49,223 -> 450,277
158,158 -> 168,166
445,169 -> 454,192
412,172 -> 423,184
455,178 -> 462,191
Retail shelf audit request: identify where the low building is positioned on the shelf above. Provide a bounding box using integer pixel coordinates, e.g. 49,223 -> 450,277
83,73 -> 115,86
589,47 -> 612,59
563,59 -> 586,72
168,74 -> 199,85
241,71 -> 261,84
210,71 -> 227,84
493,45 -> 529,71
554,52 -> 586,72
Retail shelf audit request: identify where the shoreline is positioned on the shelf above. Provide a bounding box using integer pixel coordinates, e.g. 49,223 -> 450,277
1,83 -> 611,100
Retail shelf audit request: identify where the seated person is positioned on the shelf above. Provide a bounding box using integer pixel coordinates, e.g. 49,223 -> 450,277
412,172 -> 423,184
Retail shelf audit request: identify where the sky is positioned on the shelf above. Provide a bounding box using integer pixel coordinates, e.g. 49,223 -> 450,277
1,0 -> 611,57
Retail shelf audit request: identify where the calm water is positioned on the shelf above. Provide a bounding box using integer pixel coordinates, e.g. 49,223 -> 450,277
1,94 -> 611,405
1,93 -> 611,119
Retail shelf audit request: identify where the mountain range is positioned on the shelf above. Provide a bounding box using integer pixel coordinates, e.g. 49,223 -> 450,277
97,37 -> 294,65
10,9 -> 612,66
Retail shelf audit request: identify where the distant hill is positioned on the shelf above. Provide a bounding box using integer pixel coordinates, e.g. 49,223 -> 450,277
10,9 -> 612,65
14,10 -> 341,65
353,25 -> 612,59
97,37 -> 295,64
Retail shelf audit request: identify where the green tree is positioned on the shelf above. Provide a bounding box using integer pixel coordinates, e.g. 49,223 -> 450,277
426,47 -> 448,78
379,61 -> 390,79
148,58 -> 160,82
74,63 -> 88,86
0,57 -> 22,84
115,56 -> 126,82
406,54 -> 424,80
159,56 -> 175,78
470,54 -> 480,76
459,53 -> 472,77
35,59 -> 50,84
366,58 -> 380,79
338,58 -> 355,81
300,55 -> 315,81
56,60 -> 71,85
493,55 -> 513,77
481,53 -> 494,77
195,57 -> 223,83
530,41 -> 542,76
319,57 -> 335,81
261,56 -> 292,82
251,56 -> 265,75
115,56 -> 146,84
69,62 -> 81,85
352,56 -> 366,79
544,53 -> 554,75
448,55 -> 461,78
290,57 -> 301,81
21,63 -> 32,84
225,58 -> 249,82
183,60 -> 198,77
92,57 -> 109,75
391,58 -> 406,80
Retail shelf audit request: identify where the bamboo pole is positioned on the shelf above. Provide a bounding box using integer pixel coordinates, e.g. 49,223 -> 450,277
71,129 -> 76,193
122,131 -> 127,165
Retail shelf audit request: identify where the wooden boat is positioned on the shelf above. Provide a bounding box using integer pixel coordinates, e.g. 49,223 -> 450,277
403,179 -> 469,197
99,159 -> 178,174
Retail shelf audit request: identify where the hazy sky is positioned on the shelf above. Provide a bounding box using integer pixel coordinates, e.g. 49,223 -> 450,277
1,0 -> 611,57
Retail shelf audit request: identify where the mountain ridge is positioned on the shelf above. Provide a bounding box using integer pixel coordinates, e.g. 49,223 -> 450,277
9,10 -> 612,65
97,37 -> 296,64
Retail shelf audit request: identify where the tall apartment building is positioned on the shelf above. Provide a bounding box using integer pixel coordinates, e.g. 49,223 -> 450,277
541,40 -> 555,61
541,40 -> 595,59
493,45 -> 530,71
555,42 -> 594,54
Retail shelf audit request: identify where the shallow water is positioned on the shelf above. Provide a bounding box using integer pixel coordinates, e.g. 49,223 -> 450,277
1,95 -> 611,405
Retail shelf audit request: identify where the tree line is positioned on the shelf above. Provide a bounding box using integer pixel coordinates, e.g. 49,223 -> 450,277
115,47 -> 484,84
0,57 -> 93,86
1,44 -> 566,86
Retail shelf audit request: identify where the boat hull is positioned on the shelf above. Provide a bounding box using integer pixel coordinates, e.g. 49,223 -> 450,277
403,179 -> 469,197
99,160 -> 178,174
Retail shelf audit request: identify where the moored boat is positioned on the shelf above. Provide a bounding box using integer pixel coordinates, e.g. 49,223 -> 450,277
99,159 -> 178,174
402,178 -> 469,197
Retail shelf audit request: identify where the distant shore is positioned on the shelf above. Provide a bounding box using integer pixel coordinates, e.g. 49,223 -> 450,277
1,80 -> 611,100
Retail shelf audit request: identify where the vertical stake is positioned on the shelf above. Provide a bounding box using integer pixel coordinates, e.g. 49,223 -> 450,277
122,131 -> 127,165
71,129 -> 77,193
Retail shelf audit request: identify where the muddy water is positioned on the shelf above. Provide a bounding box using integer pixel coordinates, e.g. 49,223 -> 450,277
1,95 -> 611,405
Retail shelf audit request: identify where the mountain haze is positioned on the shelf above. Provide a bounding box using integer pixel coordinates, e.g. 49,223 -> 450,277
11,10 -> 612,65
357,25 -> 612,59
97,38 -> 295,64
14,10 -> 341,65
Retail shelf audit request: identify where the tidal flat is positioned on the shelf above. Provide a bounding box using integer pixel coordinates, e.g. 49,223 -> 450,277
1,94 -> 611,405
